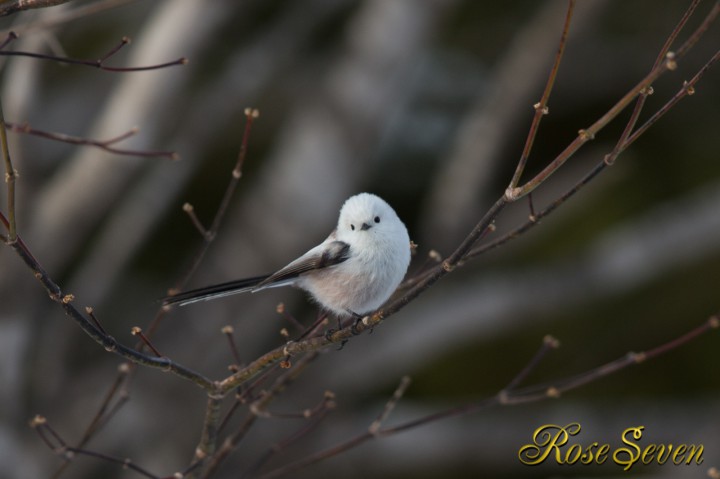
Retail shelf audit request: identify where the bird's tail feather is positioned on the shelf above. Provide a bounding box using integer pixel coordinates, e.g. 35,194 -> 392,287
162,274 -> 271,307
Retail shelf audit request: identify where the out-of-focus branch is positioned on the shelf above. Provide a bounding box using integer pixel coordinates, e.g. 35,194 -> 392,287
6,121 -> 178,159
0,97 -> 16,242
0,0 -> 74,17
0,34 -> 187,71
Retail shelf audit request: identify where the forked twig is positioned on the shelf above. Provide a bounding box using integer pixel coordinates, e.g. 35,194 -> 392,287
6,122 -> 178,159
0,35 -> 187,72
259,317 -> 718,478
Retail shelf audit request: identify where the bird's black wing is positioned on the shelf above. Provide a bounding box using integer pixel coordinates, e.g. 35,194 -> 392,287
162,274 -> 270,307
254,240 -> 350,289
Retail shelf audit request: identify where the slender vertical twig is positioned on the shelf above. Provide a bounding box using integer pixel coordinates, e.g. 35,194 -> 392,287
0,97 -> 17,242
508,0 -> 575,189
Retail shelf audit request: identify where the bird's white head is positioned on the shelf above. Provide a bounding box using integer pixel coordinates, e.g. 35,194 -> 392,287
336,193 -> 409,250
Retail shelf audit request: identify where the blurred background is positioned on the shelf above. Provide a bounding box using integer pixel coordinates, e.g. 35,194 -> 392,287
0,0 -> 718,478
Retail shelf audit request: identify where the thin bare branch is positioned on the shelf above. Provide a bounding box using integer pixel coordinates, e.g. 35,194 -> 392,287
260,316 -> 718,478
32,415 -> 161,479
505,2 -> 719,201
2,225 -> 216,391
0,0 -> 74,17
508,0 -> 575,189
6,122 -> 178,160
257,375 -> 412,479
0,36 -> 187,72
0,97 -> 17,242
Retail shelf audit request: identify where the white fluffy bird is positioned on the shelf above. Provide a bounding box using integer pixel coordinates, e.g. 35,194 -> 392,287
164,193 -> 411,318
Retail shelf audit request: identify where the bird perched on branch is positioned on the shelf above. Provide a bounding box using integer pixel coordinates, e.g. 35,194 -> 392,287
163,193 -> 411,318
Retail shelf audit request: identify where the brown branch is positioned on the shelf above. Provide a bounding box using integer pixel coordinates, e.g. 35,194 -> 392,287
1,221 -> 217,391
0,97 -> 17,242
505,1 -> 719,201
51,363 -> 130,479
0,0 -> 73,17
0,35 -> 187,72
174,108 -> 260,291
202,352 -> 321,479
508,0 -> 575,189
257,375 -> 413,479
6,121 -> 178,160
603,0 -> 702,167
242,392 -> 336,478
259,316 -> 718,478
31,415 -> 161,479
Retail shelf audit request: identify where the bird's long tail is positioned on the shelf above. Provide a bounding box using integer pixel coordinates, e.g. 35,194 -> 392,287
162,274 -> 272,307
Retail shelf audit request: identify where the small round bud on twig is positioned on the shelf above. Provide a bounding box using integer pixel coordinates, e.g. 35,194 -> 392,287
533,102 -> 549,115
118,363 -> 131,374
683,81 -> 695,95
182,202 -> 194,213
244,107 -> 260,118
629,351 -> 646,363
708,316 -> 719,329
707,467 -> 720,479
428,250 -> 442,262
131,326 -> 141,336
280,328 -> 289,338
410,240 -> 418,254
546,386 -> 561,398
276,303 -> 285,314
665,51 -> 677,70
221,325 -> 234,335
543,335 -> 560,349
280,359 -> 291,369
577,129 -> 595,141
29,415 -> 47,427
61,294 -> 75,304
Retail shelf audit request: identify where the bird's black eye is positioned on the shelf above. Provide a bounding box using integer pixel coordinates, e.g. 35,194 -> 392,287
350,224 -> 355,231
374,216 -> 380,223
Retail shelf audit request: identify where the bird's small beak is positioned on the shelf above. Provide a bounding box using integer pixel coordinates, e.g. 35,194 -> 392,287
360,222 -> 372,231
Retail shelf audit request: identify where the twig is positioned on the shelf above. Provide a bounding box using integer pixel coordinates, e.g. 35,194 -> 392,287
241,392 -> 336,478
5,122 -> 178,160
0,36 -> 187,72
259,316 -> 718,478
622,48 -> 720,152
51,363 -> 130,479
0,31 -> 17,50
174,108 -> 260,290
31,415 -> 161,479
503,335 -> 559,392
202,352 -> 321,479
131,327 -> 164,358
603,0 -> 702,167
0,97 -> 17,242
0,0 -> 75,17
222,325 -> 243,368
508,0 -> 574,189
505,2 -> 719,201
149,108 -> 259,339
190,395 -> 223,473
257,375 -> 413,479
1,225 -> 216,390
